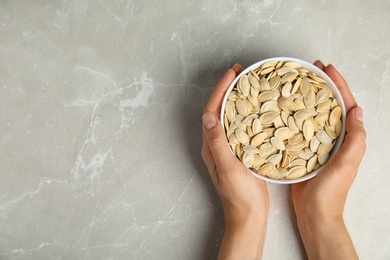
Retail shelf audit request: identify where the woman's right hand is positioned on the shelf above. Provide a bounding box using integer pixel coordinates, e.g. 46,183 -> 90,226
292,60 -> 366,260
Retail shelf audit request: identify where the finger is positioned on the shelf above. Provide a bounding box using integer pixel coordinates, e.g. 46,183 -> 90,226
324,64 -> 357,113
313,60 -> 325,70
328,106 -> 366,174
204,68 -> 239,117
232,63 -> 243,75
201,130 -> 219,185
201,129 -> 211,166
202,112 -> 237,173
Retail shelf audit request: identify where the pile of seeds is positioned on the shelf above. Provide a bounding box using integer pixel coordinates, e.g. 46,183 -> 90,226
223,60 -> 343,180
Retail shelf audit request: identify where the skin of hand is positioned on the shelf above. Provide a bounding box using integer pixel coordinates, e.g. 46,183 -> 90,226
292,60 -> 366,260
201,64 -> 269,260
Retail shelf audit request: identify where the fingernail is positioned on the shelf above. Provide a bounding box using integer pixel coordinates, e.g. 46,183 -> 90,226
355,106 -> 364,123
203,112 -> 217,130
232,63 -> 239,69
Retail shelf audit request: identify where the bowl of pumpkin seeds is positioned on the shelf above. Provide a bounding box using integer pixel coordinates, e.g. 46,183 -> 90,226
220,57 -> 346,184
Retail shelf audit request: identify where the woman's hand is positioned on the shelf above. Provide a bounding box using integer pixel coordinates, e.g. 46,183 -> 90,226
292,60 -> 366,260
201,64 -> 269,259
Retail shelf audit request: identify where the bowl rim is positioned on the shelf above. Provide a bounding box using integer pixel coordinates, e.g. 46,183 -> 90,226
220,57 -> 346,184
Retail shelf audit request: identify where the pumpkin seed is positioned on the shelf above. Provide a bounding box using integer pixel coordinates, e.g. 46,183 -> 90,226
223,60 -> 343,180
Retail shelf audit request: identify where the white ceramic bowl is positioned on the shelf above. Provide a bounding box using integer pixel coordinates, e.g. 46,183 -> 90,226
220,57 -> 346,184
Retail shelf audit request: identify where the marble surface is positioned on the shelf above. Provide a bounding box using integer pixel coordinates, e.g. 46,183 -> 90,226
1,0 -> 389,259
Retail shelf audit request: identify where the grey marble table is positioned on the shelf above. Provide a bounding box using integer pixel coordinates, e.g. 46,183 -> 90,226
1,1 -> 389,259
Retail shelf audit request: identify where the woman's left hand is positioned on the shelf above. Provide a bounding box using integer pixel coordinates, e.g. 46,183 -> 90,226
201,64 -> 269,259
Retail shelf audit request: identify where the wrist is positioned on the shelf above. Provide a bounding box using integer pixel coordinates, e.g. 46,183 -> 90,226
295,209 -> 357,260
219,209 -> 268,260
225,210 -> 268,234
295,203 -> 344,230
295,204 -> 344,245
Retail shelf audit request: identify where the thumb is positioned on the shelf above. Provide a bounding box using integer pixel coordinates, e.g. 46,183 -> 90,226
202,112 -> 236,169
330,106 -> 366,173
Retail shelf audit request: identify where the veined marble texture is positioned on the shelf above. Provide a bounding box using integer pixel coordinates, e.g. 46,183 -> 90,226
0,0 -> 389,259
